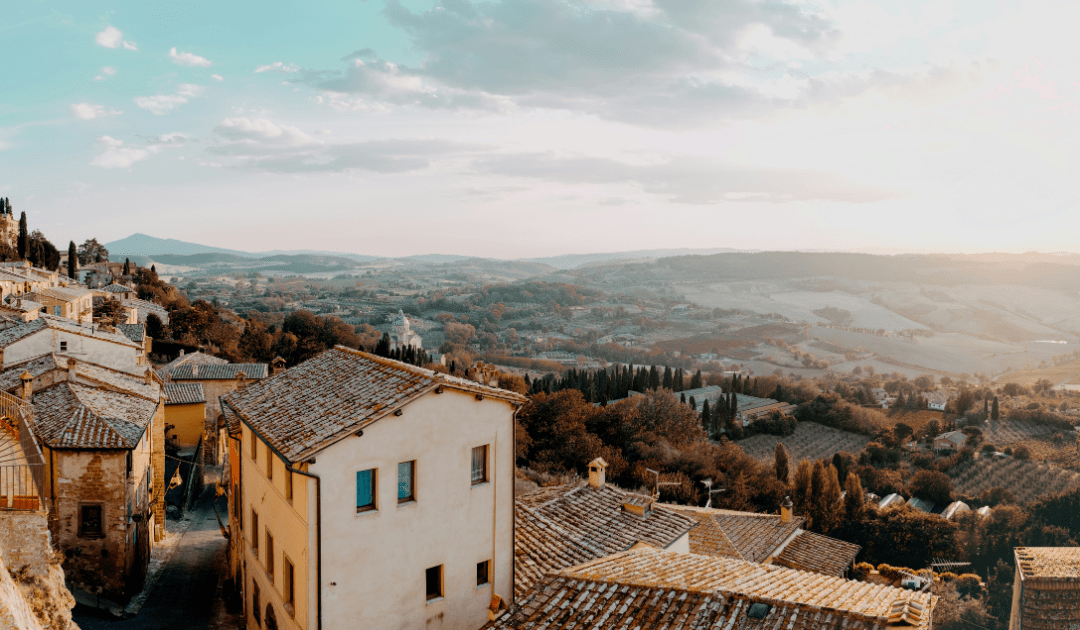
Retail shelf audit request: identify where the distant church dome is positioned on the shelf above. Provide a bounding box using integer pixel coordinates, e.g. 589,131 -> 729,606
389,310 -> 422,351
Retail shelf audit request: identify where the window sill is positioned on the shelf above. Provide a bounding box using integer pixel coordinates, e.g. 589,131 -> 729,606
471,481 -> 490,489
476,583 -> 490,590
397,499 -> 416,507
355,507 -> 378,517
426,596 -> 444,605
284,603 -> 295,618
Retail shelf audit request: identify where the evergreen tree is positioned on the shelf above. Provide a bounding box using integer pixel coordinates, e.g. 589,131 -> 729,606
674,368 -> 684,391
67,241 -> 77,279
680,392 -> 686,404
730,392 -> 738,423
991,396 -> 999,421
791,460 -> 814,520
984,398 -> 989,413
688,395 -> 696,411
895,391 -> 905,408
701,400 -> 711,435
375,332 -> 391,357
662,366 -> 673,390
843,472 -> 865,521
774,443 -> 790,483
123,258 -> 131,275
17,212 -> 27,260
690,370 -> 703,389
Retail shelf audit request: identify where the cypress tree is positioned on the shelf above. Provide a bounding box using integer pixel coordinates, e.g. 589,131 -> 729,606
701,400 -> 711,435
689,395 -> 696,411
730,392 -> 738,424
123,258 -> 131,275
680,392 -> 686,404
662,366 -> 673,390
690,370 -> 702,389
991,396 -> 999,421
674,368 -> 684,392
774,443 -> 790,483
67,241 -> 77,279
17,212 -> 27,260
375,332 -> 390,357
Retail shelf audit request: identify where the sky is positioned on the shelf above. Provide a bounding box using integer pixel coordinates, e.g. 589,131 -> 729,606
3,0 -> 1080,258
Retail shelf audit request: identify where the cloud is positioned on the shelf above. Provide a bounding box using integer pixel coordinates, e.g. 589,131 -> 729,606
255,62 -> 299,74
71,103 -> 122,120
211,74 -> 224,82
95,26 -> 137,51
214,117 -> 318,147
477,153 -> 902,204
169,47 -> 212,67
134,95 -> 189,115
133,84 -> 204,115
90,136 -> 150,169
94,66 -> 118,80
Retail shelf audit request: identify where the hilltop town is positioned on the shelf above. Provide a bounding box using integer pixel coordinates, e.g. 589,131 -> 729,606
0,215 -> 1078,630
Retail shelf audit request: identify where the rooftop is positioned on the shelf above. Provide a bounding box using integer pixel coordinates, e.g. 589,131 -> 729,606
157,351 -> 229,372
164,382 -> 206,405
774,530 -> 862,577
164,363 -> 268,381
489,547 -> 935,630
1016,547 -> 1080,581
101,284 -> 134,293
222,346 -> 526,462
33,381 -> 158,449
0,315 -> 140,350
662,504 -> 804,563
25,286 -> 92,302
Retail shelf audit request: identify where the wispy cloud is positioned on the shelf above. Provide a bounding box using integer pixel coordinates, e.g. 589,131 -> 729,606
133,84 -> 204,115
95,26 -> 137,51
90,136 -> 150,169
211,74 -> 224,82
255,62 -> 299,74
94,66 -> 117,81
70,103 -> 122,120
169,47 -> 212,67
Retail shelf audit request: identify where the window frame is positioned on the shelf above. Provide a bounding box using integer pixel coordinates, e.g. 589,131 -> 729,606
425,565 -> 444,602
265,442 -> 273,480
356,468 -> 377,513
397,460 -> 416,504
283,554 -> 295,614
250,431 -> 258,461
251,509 -> 259,553
265,529 -> 275,584
252,580 -> 262,627
285,468 -> 293,502
471,445 -> 489,486
78,503 -> 104,539
59,340 -> 67,352
476,560 -> 491,587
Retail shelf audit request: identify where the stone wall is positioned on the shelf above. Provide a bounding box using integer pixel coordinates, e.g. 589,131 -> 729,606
0,510 -> 78,630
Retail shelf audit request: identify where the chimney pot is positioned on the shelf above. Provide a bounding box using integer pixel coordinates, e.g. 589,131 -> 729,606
20,371 -> 33,401
781,495 -> 793,524
588,457 -> 609,489
67,357 -> 77,382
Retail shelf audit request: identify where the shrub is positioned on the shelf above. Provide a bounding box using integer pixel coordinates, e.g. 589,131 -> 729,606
1013,445 -> 1031,460
955,574 -> 983,599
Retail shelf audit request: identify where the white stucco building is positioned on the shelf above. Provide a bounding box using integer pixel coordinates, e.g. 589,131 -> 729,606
0,315 -> 146,370
222,347 -> 525,630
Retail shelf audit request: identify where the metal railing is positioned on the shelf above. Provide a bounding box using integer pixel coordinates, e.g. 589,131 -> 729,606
0,390 -> 47,511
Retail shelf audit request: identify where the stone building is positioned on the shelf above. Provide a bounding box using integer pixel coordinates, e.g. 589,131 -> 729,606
389,309 -> 422,351
222,346 -> 525,630
0,200 -> 20,252
1,356 -> 166,605
1010,547 -> 1080,630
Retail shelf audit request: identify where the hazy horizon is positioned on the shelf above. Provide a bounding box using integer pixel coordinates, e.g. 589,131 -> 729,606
5,2 -> 1080,258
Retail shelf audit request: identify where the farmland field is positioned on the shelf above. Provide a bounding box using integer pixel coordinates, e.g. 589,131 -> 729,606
885,409 -> 954,436
947,457 -> 1080,504
739,422 -> 871,465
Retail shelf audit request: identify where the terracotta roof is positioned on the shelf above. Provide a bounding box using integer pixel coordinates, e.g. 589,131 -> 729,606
774,530 -> 861,577
102,284 -> 134,293
489,548 -> 935,630
165,363 -> 268,380
1016,547 -> 1080,580
164,383 -> 205,405
32,382 -> 158,449
116,323 -> 145,343
221,401 -> 243,436
25,286 -> 92,302
660,505 -> 743,558
662,504 -> 804,563
157,351 -> 228,372
514,483 -> 697,597
0,354 -> 158,401
222,346 -> 526,462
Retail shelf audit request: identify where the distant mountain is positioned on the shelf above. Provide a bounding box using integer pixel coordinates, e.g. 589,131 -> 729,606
523,248 -> 743,270
105,234 -> 380,262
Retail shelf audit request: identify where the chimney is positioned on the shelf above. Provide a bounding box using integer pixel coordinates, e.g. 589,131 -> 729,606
236,370 -> 247,385
191,364 -> 198,377
781,496 -> 793,524
144,368 -> 153,385
587,457 -> 609,489
272,356 -> 286,376
20,371 -> 33,401
179,349 -> 185,356
67,357 -> 77,382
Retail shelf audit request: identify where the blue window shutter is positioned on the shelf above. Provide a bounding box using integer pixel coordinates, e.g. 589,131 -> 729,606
398,462 -> 412,500
356,470 -> 373,508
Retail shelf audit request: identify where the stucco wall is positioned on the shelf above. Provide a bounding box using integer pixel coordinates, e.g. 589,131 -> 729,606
242,424 -> 310,630
0,553 -> 46,630
310,388 -> 515,630
165,402 -> 205,449
4,330 -> 140,370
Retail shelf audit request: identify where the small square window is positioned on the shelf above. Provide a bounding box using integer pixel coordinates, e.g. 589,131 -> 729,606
426,565 -> 443,601
477,560 -> 491,587
356,469 -> 376,512
398,461 -> 415,503
471,445 -> 488,485
59,340 -> 67,352
79,504 -> 103,538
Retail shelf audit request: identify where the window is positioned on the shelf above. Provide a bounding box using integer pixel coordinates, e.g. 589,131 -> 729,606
471,445 -> 488,485
265,443 -> 273,480
53,306 -> 61,317
252,581 -> 262,627
425,565 -> 443,601
59,340 -> 67,352
79,505 -> 103,538
477,560 -> 491,587
283,555 -> 295,612
285,469 -> 293,502
398,461 -> 415,503
356,469 -> 376,512
265,530 -> 275,583
251,432 -> 258,461
748,603 -> 771,619
251,510 -> 259,552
